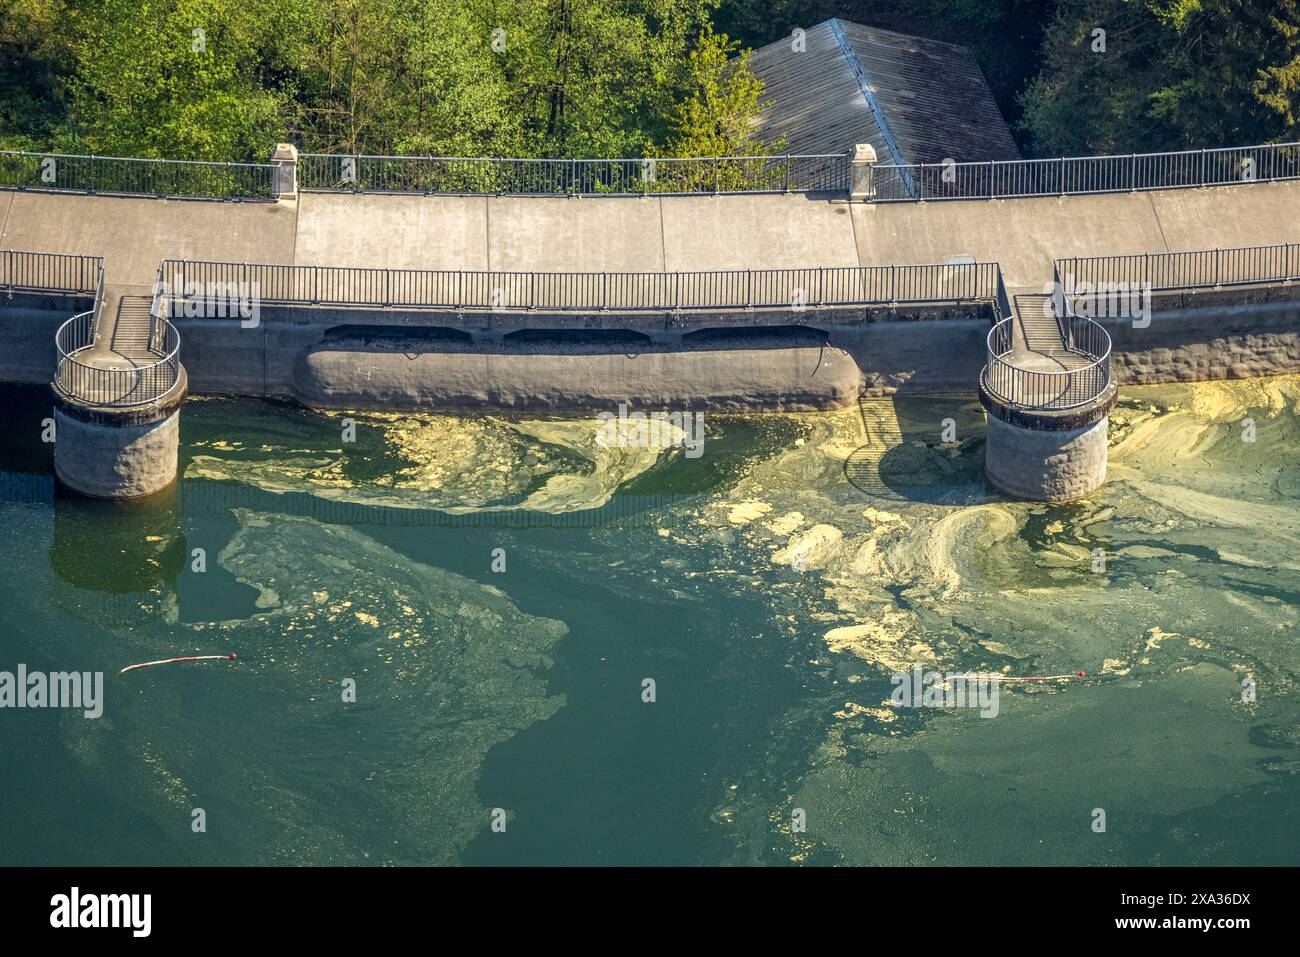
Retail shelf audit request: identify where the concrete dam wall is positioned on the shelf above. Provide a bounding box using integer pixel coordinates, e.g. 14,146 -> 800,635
169,294 -> 1300,411
5,181 -> 1300,411
172,306 -> 977,411
9,291 -> 1300,413
293,332 -> 861,412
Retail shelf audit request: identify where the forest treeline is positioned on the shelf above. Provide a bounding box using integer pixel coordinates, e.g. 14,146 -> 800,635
2,0 -> 1298,161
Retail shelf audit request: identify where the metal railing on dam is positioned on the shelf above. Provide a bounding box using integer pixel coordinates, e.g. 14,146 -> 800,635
982,313 -> 1111,411
0,150 -> 278,201
981,239 -> 1300,412
1057,241 -> 1300,294
873,141 -> 1300,201
6,140 -> 1300,201
1,249 -> 102,295
297,153 -> 850,195
981,254 -> 1112,413
54,318 -> 181,407
53,264 -> 182,407
158,258 -> 1001,314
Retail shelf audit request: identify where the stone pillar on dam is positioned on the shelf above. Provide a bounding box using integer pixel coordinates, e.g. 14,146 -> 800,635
51,379 -> 187,498
51,297 -> 187,499
979,387 -> 1117,501
979,308 -> 1116,502
849,143 -> 878,201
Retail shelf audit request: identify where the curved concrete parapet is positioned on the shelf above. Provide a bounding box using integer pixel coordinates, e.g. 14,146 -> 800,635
979,380 -> 1117,502
291,332 -> 863,411
51,366 -> 188,499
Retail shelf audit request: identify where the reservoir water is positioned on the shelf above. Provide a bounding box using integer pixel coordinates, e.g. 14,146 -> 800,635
1,377 -> 1297,865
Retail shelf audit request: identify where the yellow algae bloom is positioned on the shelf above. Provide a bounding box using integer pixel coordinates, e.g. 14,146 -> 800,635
772,524 -> 843,569
834,702 -> 898,722
766,511 -> 806,536
724,500 -> 772,525
823,611 -> 934,672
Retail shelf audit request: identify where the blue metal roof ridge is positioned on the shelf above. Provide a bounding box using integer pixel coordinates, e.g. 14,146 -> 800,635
828,19 -> 917,198
829,18 -> 904,168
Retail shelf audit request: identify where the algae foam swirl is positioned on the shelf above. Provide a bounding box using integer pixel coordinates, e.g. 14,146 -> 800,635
64,509 -> 567,865
185,408 -> 685,515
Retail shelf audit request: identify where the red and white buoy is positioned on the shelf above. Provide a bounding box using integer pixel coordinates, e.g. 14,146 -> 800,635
119,652 -> 237,675
945,670 -> 1085,684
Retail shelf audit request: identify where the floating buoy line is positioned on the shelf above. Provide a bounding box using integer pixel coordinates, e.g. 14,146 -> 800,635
119,653 -> 237,675
945,671 -> 1086,684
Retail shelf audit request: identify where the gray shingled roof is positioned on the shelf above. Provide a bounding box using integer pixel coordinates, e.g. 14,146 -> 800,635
747,19 -> 1021,164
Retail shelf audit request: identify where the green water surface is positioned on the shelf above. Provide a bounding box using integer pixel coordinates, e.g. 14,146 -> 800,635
0,378 -> 1297,866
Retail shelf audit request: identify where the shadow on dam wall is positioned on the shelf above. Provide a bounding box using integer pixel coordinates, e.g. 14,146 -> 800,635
315,321 -> 839,352
172,298 -> 1000,408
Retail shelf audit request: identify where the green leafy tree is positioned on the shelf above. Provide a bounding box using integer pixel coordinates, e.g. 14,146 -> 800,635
0,0 -> 76,149
1019,0 -> 1300,155
281,0 -> 723,162
653,26 -> 780,190
485,0 -> 716,157
660,27 -> 772,157
63,0 -> 298,159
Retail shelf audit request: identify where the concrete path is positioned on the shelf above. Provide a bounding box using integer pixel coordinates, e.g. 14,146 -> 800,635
7,179 -> 1300,289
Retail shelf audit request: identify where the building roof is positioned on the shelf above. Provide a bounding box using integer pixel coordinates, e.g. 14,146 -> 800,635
746,19 -> 1021,165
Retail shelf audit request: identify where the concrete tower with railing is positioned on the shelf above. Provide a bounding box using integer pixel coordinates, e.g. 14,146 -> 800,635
979,288 -> 1116,501
52,280 -> 186,499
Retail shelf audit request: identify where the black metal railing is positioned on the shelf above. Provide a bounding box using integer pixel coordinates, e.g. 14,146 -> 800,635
7,140 -> 1300,201
1056,241 -> 1300,294
297,153 -> 850,195
982,313 -> 1111,411
6,138 -> 1300,202
0,151 -> 278,200
54,264 -> 182,407
981,256 -> 1112,412
157,258 -> 1000,314
54,319 -> 180,407
874,142 -> 1300,202
0,249 -> 102,295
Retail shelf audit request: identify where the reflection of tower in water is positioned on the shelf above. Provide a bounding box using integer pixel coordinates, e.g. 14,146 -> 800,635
51,481 -> 187,630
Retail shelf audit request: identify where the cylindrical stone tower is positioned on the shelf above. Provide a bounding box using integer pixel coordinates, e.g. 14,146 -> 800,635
51,372 -> 187,498
979,385 -> 1117,501
51,299 -> 186,499
980,310 -> 1115,502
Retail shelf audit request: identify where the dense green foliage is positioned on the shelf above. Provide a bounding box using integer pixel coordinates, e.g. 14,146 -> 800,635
0,0 -> 766,158
2,0 -> 1299,160
1020,0 -> 1300,153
